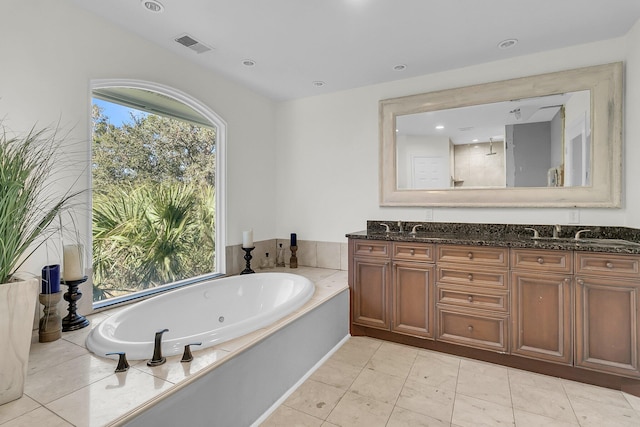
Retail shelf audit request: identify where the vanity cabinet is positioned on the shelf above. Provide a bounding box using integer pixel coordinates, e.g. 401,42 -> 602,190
351,241 -> 391,330
435,245 -> 510,352
510,249 -> 573,365
575,252 -> 640,378
391,242 -> 435,338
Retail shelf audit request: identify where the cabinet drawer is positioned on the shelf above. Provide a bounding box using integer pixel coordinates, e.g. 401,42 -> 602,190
511,249 -> 572,273
436,266 -> 508,289
393,242 -> 435,262
437,245 -> 508,268
576,253 -> 640,279
437,307 -> 508,352
353,241 -> 390,258
437,285 -> 508,313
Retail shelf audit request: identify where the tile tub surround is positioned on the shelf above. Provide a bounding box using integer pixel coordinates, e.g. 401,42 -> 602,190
353,221 -> 640,254
263,336 -> 640,427
0,267 -> 347,427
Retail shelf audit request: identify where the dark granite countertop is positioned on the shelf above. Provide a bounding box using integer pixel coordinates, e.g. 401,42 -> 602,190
346,221 -> 640,255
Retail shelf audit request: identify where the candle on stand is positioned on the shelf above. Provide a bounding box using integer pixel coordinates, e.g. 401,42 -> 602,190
290,233 -> 297,247
41,264 -> 61,294
63,244 -> 84,281
242,229 -> 254,248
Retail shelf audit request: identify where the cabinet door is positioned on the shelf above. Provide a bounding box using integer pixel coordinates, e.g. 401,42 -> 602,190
575,276 -> 640,377
511,272 -> 572,364
392,261 -> 434,339
352,257 -> 391,330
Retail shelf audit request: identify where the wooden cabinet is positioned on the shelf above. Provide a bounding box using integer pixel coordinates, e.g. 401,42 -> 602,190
511,249 -> 573,364
575,253 -> 640,378
436,245 -> 510,352
351,241 -> 391,330
392,256 -> 434,338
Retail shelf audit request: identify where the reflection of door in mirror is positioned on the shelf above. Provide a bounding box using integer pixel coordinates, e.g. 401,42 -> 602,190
566,108 -> 591,187
396,134 -> 451,189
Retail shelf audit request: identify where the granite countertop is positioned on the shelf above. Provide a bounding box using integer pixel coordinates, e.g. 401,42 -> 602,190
346,221 -> 640,255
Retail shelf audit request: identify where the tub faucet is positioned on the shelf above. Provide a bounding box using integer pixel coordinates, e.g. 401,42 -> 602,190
147,328 -> 169,367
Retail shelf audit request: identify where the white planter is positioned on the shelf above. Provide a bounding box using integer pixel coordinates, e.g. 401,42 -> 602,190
0,278 -> 39,405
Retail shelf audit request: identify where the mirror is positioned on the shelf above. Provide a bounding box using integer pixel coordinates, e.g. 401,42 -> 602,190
380,62 -> 622,207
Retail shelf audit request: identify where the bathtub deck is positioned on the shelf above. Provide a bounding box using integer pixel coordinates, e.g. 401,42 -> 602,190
0,267 -> 347,427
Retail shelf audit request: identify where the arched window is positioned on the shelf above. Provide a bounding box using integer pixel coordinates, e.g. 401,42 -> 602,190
90,80 -> 226,306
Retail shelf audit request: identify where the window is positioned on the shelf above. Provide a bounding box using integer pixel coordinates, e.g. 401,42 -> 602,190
90,81 -> 225,306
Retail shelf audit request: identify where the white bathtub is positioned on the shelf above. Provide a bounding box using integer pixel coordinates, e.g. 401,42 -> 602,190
86,273 -> 315,360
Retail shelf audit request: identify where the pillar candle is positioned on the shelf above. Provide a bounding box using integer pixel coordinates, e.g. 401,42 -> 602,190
63,244 -> 84,281
242,229 -> 254,248
290,233 -> 297,247
41,264 -> 61,294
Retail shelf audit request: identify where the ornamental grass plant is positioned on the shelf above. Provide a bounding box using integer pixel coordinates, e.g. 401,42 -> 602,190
0,124 -> 81,284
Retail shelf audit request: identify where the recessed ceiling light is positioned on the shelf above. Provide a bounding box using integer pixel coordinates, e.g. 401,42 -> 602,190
435,125 -> 445,130
497,38 -> 518,49
142,0 -> 164,13
472,139 -> 479,142
312,81 -> 326,87
242,59 -> 256,67
393,64 -> 407,71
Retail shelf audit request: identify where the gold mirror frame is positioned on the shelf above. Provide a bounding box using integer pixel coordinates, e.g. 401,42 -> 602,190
379,62 -> 622,207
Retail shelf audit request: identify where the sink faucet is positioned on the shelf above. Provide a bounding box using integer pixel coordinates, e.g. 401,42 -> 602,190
410,224 -> 423,236
379,223 -> 391,233
147,328 -> 169,367
553,224 -> 561,239
397,221 -> 404,233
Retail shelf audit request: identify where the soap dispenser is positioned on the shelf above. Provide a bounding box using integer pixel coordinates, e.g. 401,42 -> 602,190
276,243 -> 285,267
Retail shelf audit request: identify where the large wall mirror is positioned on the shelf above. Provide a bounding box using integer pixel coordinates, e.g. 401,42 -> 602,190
380,62 -> 622,207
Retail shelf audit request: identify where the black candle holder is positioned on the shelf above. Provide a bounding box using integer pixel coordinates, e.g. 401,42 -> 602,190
61,276 -> 90,332
241,247 -> 255,274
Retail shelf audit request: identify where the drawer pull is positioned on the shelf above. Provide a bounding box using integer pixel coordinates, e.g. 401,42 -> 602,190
537,257 -> 544,264
410,249 -> 415,256
606,262 -> 614,269
368,246 -> 373,252
467,273 -> 473,281
467,252 -> 473,260
467,295 -> 474,303
467,325 -> 474,332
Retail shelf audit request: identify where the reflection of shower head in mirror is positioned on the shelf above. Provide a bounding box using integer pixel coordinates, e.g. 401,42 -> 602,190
486,138 -> 497,156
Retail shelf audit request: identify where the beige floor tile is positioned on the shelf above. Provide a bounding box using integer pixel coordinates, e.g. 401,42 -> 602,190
623,391 -> 640,413
325,390 -> 393,427
0,395 -> 41,424
348,367 -> 405,404
261,405 -> 324,427
24,353 -> 115,404
330,337 -> 380,368
562,379 -> 633,409
284,379 -> 346,420
387,406 -> 452,427
310,357 -> 362,390
451,394 -> 515,427
408,350 -> 460,391
26,338 -> 87,376
396,377 -> 455,423
513,409 -> 579,427
510,381 -> 577,423
365,342 -> 416,379
1,407 -> 73,427
508,368 -> 565,392
568,395 -> 640,427
456,360 -> 512,407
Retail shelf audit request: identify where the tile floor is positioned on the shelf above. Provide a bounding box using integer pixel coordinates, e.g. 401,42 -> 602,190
262,336 -> 640,427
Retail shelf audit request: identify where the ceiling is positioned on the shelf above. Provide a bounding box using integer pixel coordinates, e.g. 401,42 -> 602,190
73,0 -> 640,101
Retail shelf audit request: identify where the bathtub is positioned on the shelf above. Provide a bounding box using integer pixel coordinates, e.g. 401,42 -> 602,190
86,272 -> 315,360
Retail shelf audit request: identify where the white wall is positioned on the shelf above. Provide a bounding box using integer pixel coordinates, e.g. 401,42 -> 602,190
276,34 -> 637,242
0,0 -> 278,275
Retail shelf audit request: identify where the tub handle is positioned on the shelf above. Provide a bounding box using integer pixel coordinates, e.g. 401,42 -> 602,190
181,342 -> 203,363
147,328 -> 169,367
106,352 -> 130,372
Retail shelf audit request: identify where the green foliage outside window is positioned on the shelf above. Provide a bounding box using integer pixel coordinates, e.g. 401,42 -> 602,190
91,104 -> 216,301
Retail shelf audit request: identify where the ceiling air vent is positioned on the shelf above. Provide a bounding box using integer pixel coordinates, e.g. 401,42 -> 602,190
175,34 -> 213,54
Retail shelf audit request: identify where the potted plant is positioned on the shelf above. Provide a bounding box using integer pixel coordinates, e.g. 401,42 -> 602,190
0,123 -> 81,405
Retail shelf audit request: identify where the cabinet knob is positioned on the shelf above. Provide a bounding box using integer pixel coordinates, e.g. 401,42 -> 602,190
467,273 -> 473,281
467,252 -> 473,259
564,278 -> 570,284
606,262 -> 614,269
577,279 -> 584,285
410,249 -> 415,256
467,295 -> 474,303
467,325 -> 474,332
368,246 -> 373,252
537,257 -> 544,264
